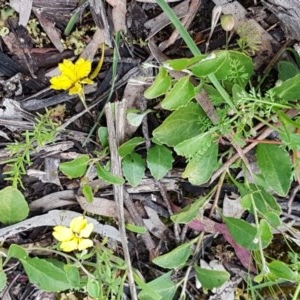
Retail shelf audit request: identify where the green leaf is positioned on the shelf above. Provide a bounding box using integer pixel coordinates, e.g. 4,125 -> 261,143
87,278 -> 100,298
0,186 -> 29,224
190,50 -> 229,78
134,272 -> 162,300
258,219 -> 273,249
153,102 -> 210,147
147,145 -> 174,180
8,244 -> 28,260
240,184 -> 281,225
59,155 -> 89,179
271,73 -> 300,101
161,76 -> 195,110
268,260 -> 297,281
138,271 -> 176,300
203,84 -> 223,105
0,271 -> 7,292
118,137 -> 144,158
227,51 -> 254,86
256,144 -> 292,196
165,55 -> 205,71
224,217 -> 259,250
152,241 -> 192,269
98,126 -> 108,148
96,163 -> 125,185
126,223 -> 147,234
278,61 -> 299,81
263,212 -> 281,228
122,153 -> 145,187
194,265 -> 230,290
64,264 -> 81,288
127,110 -> 153,127
144,68 -> 172,99
174,132 -> 215,158
182,142 -> 218,185
20,257 -> 72,292
82,184 -> 94,203
171,196 -> 208,224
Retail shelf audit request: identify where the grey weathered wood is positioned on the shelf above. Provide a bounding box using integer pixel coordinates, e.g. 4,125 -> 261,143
262,0 -> 300,40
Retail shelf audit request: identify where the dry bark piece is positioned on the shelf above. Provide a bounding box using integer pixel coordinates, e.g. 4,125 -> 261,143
262,0 -> 300,40
32,0 -> 77,24
76,195 -> 132,221
2,26 -> 36,77
29,190 -> 75,212
159,0 -> 201,50
80,28 -> 105,61
88,0 -> 112,47
10,0 -> 33,26
32,7 -> 64,53
145,0 -> 189,40
27,157 -> 61,186
0,51 -> 25,77
105,0 -> 127,33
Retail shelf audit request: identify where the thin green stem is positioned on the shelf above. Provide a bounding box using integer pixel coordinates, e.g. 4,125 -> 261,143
292,280 -> 300,300
251,196 -> 268,276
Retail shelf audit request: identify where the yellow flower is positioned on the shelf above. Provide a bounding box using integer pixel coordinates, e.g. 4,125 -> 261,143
53,216 -> 94,252
50,58 -> 94,109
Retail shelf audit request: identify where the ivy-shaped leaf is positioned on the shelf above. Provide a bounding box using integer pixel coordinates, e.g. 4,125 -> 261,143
96,163 -> 125,185
144,68 -> 171,99
256,144 -> 292,196
270,73 -> 300,101
0,186 -> 29,224
194,265 -> 230,290
122,153 -> 145,187
147,145 -> 174,180
59,155 -> 89,179
152,241 -> 192,269
153,102 -> 210,147
161,76 -> 195,110
224,217 -> 259,251
20,257 -> 72,292
118,137 -> 144,158
182,142 -> 218,185
174,132 -> 215,159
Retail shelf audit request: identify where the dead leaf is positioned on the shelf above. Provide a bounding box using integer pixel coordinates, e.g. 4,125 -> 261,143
10,0 -> 33,26
222,193 -> 244,218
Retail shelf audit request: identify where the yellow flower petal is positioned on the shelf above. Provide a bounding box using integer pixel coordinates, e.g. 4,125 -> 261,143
75,58 -> 92,80
79,223 -> 94,238
59,59 -> 77,82
50,75 -> 73,90
53,226 -> 74,242
69,82 -> 83,96
80,77 -> 94,85
60,238 -> 79,252
70,216 -> 87,234
78,238 -> 93,251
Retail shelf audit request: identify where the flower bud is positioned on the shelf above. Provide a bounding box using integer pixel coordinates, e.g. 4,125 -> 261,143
221,14 -> 235,32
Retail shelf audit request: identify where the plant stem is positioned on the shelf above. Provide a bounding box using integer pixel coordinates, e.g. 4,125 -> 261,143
292,280 -> 300,300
